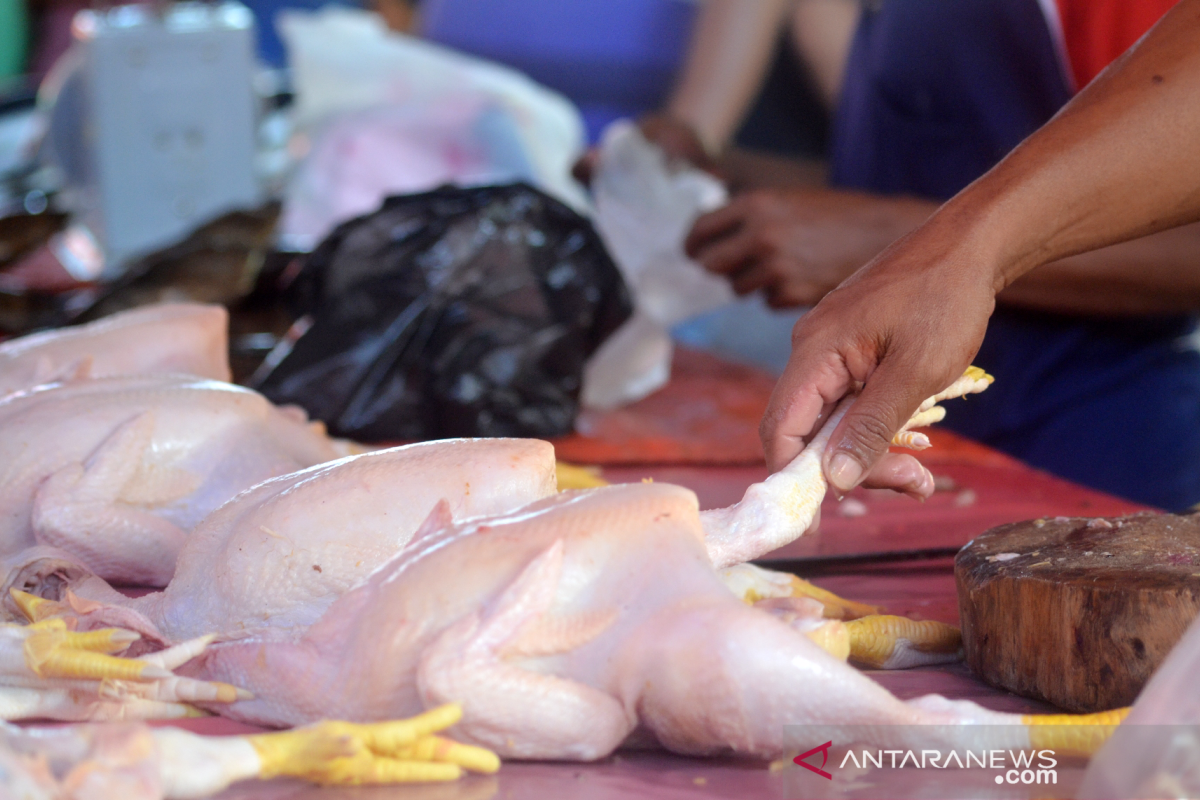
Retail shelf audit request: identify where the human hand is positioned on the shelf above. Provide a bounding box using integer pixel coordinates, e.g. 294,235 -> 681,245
760,216 -> 998,484
684,188 -> 933,307
572,113 -> 717,185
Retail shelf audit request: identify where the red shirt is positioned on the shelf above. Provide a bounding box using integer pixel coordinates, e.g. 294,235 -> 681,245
1054,0 -> 1179,88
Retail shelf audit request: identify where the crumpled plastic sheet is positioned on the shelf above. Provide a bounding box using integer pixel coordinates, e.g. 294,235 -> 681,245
253,183 -> 632,441
1079,612 -> 1200,798
277,6 -> 590,249
582,120 -> 733,410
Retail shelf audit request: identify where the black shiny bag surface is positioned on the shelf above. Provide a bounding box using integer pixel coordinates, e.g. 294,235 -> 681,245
253,183 -> 631,440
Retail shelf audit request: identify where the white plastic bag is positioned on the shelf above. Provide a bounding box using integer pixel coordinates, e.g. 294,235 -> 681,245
582,120 -> 733,409
277,7 -> 589,247
280,100 -> 538,248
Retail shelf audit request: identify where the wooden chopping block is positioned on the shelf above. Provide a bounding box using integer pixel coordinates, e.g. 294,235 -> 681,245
955,513 -> 1200,712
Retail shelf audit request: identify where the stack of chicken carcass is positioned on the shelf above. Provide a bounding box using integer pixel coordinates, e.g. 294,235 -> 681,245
0,303 -> 1112,798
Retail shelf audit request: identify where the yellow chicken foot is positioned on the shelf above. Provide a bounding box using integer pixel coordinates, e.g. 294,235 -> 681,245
248,703 -> 500,785
845,615 -> 963,669
0,619 -> 249,720
720,563 -> 880,619
9,589 -> 62,623
16,619 -> 165,681
2,712 -> 500,799
892,367 -> 994,449
1022,708 -> 1131,756
555,462 -> 609,490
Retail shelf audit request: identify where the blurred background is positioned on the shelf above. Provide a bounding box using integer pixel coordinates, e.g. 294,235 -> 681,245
2,0 -> 1191,514
0,0 -> 841,380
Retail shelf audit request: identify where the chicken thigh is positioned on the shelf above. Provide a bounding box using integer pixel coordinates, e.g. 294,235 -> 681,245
0,303 -> 230,396
0,375 -> 341,585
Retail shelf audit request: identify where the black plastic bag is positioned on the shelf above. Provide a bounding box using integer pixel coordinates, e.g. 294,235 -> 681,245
253,183 -> 632,440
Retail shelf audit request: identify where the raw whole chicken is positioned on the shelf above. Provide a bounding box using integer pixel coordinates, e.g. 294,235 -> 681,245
0,375 -> 342,585
9,438 -> 558,642
0,303 -> 230,396
134,438 -> 558,640
195,481 -> 1124,760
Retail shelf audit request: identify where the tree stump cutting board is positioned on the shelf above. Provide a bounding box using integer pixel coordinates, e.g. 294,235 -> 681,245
955,513 -> 1200,712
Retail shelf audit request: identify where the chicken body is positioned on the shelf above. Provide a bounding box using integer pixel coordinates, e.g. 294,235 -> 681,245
136,438 -> 558,641
197,482 -> 1019,759
0,303 -> 230,396
0,375 -> 341,585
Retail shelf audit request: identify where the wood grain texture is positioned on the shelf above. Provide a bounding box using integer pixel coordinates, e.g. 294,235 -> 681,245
956,513 -> 1200,712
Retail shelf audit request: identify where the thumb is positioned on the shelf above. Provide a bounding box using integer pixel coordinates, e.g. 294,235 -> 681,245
822,356 -> 930,494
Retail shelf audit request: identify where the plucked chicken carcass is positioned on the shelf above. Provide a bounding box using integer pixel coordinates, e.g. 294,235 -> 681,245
7,367 -> 1105,763
0,303 -> 231,396
131,438 -> 559,640
0,375 -> 342,586
194,480 -> 1124,761
4,438 -> 559,642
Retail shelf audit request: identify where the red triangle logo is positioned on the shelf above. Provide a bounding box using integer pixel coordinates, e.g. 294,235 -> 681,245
794,741 -> 833,780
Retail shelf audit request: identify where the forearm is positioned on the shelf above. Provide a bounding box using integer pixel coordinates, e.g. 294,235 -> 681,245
666,0 -> 790,154
939,0 -> 1200,293
789,0 -> 860,108
998,223 -> 1200,316
716,150 -> 829,193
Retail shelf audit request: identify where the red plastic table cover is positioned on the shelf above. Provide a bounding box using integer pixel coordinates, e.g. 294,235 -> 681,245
551,347 -> 775,466
114,351 -> 1163,798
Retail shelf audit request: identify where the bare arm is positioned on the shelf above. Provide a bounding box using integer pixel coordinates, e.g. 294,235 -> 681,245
760,0 -> 1200,482
788,0 -> 859,108
687,186 -> 1200,316
958,0 -> 1200,289
1000,223 -> 1200,316
666,0 -> 791,155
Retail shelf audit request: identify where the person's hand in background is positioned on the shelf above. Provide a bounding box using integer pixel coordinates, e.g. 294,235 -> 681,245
571,113 -> 718,185
684,188 -> 934,307
573,0 -> 797,185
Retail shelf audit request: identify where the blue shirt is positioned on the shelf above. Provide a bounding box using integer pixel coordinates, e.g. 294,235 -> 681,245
832,0 -> 1200,511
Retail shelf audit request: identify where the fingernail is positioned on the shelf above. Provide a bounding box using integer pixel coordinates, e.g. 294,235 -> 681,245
829,453 -> 863,493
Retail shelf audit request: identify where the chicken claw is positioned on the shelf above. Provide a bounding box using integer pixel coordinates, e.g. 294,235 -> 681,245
9,619 -> 165,682
720,563 -> 880,619
891,366 -> 995,449
702,366 -> 993,567
247,703 -> 500,784
845,615 -> 963,669
0,619 -> 249,720
9,588 -> 59,623
1023,708 -> 1130,755
555,462 -> 609,490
